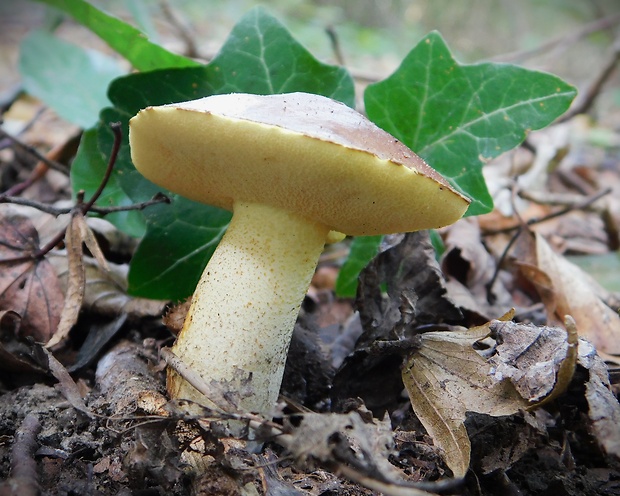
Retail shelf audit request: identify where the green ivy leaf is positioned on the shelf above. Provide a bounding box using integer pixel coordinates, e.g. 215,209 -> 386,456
203,7 -> 354,101
32,0 -> 199,71
335,32 -> 577,298
128,199 -> 232,300
365,31 -> 577,215
72,6 -> 354,300
18,30 -> 124,128
335,236 -> 382,298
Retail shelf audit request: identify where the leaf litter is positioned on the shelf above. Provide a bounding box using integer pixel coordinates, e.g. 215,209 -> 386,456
1,6 -> 619,496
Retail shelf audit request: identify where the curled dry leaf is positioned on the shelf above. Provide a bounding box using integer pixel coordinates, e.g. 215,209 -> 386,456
578,339 -> 620,459
488,315 -> 578,404
403,311 -> 580,478
46,213 -> 87,349
519,232 -> 620,354
441,218 -> 513,320
0,214 -> 63,342
45,248 -> 166,365
41,347 -> 94,418
46,212 -> 118,349
402,316 -> 527,478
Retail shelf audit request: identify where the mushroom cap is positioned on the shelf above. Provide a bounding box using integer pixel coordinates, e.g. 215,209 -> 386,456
129,92 -> 470,236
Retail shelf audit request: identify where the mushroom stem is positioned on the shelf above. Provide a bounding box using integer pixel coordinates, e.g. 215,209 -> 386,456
167,201 -> 330,416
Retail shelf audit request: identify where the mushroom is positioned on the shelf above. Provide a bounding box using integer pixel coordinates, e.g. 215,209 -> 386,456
129,92 -> 470,419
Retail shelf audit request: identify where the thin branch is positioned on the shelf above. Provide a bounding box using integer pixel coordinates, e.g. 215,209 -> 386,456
3,132 -> 82,197
557,36 -> 620,123
0,192 -> 170,217
5,413 -> 42,496
160,0 -> 200,59
0,107 -> 45,149
80,122 -> 122,214
0,123 -> 125,265
325,25 -> 346,66
484,187 -> 612,235
0,127 -> 70,175
490,12 -> 620,63
485,226 -> 523,303
0,194 -> 73,215
484,185 -> 612,301
89,193 -> 171,214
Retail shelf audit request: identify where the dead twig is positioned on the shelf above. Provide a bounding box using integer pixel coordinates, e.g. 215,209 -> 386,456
3,132 -> 81,197
88,192 -> 171,213
0,192 -> 170,216
325,25 -> 346,66
0,123 -> 123,265
0,413 -> 42,496
557,35 -> 620,123
79,123 -> 122,214
0,122 -> 165,268
485,184 -> 612,301
490,12 -> 620,63
160,0 -> 200,59
484,186 -> 612,235
0,107 -> 45,148
483,184 -> 612,304
0,127 -> 71,176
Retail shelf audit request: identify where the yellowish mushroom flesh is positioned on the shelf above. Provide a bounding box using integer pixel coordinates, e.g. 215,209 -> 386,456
167,201 -> 330,415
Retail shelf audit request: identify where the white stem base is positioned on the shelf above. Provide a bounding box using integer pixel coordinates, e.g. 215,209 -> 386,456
167,202 -> 330,417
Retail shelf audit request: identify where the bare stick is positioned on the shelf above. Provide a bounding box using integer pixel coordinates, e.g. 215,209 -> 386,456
160,0 -> 200,59
557,36 -> 620,123
0,128 -> 70,175
80,122 -> 122,214
6,413 -> 42,496
491,12 -> 620,63
325,25 -> 346,66
484,187 -> 612,235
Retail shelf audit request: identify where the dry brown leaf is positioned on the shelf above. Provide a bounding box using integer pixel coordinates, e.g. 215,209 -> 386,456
586,377 -> 620,459
42,347 -> 94,418
579,339 -> 620,459
163,299 -> 191,336
441,218 -> 513,319
46,213 -> 86,348
532,232 -> 620,354
0,310 -> 47,373
280,409 -> 446,495
48,251 -> 167,319
488,316 -> 578,404
402,317 -> 528,478
403,309 -> 589,478
0,214 -> 63,342
74,213 -> 109,272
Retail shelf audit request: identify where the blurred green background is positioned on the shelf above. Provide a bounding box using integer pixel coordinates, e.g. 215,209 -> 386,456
1,0 -> 618,113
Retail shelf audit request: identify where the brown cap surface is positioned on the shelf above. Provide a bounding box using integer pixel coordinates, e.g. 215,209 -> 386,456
129,92 -> 470,236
